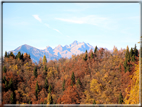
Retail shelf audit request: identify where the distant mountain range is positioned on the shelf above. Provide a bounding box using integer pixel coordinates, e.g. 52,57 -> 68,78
9,40 -> 108,63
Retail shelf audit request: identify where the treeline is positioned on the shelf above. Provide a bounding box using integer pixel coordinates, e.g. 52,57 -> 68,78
4,51 -> 31,61
2,45 -> 139,104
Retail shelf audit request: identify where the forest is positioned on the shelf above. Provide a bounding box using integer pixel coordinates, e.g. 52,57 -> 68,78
2,44 -> 140,105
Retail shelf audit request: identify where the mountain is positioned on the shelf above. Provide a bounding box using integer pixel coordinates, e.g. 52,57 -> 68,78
9,41 -> 108,63
11,44 -> 60,63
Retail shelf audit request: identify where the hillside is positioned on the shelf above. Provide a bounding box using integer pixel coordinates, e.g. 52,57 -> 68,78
2,45 -> 139,105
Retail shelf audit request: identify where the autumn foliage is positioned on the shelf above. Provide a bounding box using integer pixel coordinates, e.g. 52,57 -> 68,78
2,44 -> 140,104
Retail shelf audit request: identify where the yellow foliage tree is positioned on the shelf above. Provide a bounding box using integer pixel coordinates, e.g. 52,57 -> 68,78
124,63 -> 139,104
47,67 -> 57,78
43,55 -> 47,65
47,93 -> 53,104
90,79 -> 102,94
84,90 -> 94,104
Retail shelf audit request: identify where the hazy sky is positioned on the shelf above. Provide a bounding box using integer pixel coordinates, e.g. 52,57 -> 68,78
3,3 -> 140,55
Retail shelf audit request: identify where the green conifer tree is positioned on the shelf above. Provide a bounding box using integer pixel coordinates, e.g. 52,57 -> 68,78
83,53 -> 87,61
8,78 -> 13,89
71,80 -> 73,87
3,66 -> 7,73
127,54 -> 130,62
35,81 -> 39,99
3,76 -> 6,83
10,92 -> 14,104
77,78 -> 81,86
62,79 -> 65,91
9,52 -> 15,58
119,65 -> 121,72
48,84 -> 52,93
47,93 -> 53,104
118,92 -> 123,104
28,100 -> 31,104
44,65 -> 47,72
126,66 -> 130,72
125,47 -> 129,61
44,100 -> 47,104
7,53 -> 10,58
5,81 -> 7,90
21,53 -> 23,60
29,54 -> 31,59
33,66 -> 38,78
5,51 -> 7,57
71,72 -> 75,85
123,60 -> 127,69
94,46 -> 98,53
16,51 -> 21,59
130,48 -> 133,58
93,99 -> 96,104
45,78 -> 48,90
134,44 -> 138,57
91,52 -> 93,59
131,55 -> 135,62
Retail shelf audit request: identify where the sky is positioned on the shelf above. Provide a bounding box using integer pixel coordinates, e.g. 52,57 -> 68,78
3,3 -> 140,55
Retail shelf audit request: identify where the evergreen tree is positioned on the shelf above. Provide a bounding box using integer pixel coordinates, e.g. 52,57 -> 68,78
3,76 -> 6,83
123,59 -> 127,73
71,80 -> 73,87
83,53 -> 87,61
8,78 -> 13,89
50,95 -> 53,104
33,66 -> 38,78
3,66 -> 7,73
28,100 -> 31,104
126,66 -> 130,72
16,51 -> 21,59
62,79 -> 65,91
21,53 -> 23,60
77,78 -> 82,86
35,81 -> 39,99
43,55 -> 47,65
5,81 -> 7,90
130,48 -> 134,58
44,100 -> 47,104
131,55 -> 135,62
93,99 -> 96,104
7,52 -> 10,58
71,72 -> 75,85
118,92 -> 123,104
29,54 -> 31,59
127,53 -> 130,62
123,60 -> 127,69
9,52 -> 15,58
125,47 -> 130,61
5,51 -> 7,57
119,65 -> 121,72
45,78 -> 48,90
94,46 -> 98,53
134,44 -> 138,57
44,65 -> 47,72
10,92 -> 14,104
85,50 -> 87,53
47,93 -> 53,104
91,52 -> 93,59
48,84 -> 52,93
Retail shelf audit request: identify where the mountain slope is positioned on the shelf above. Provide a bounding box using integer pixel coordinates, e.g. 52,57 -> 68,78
9,41 -> 107,63
11,44 -> 60,63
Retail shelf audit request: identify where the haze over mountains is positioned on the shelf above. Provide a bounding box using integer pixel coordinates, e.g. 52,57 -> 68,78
9,40 -> 107,63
